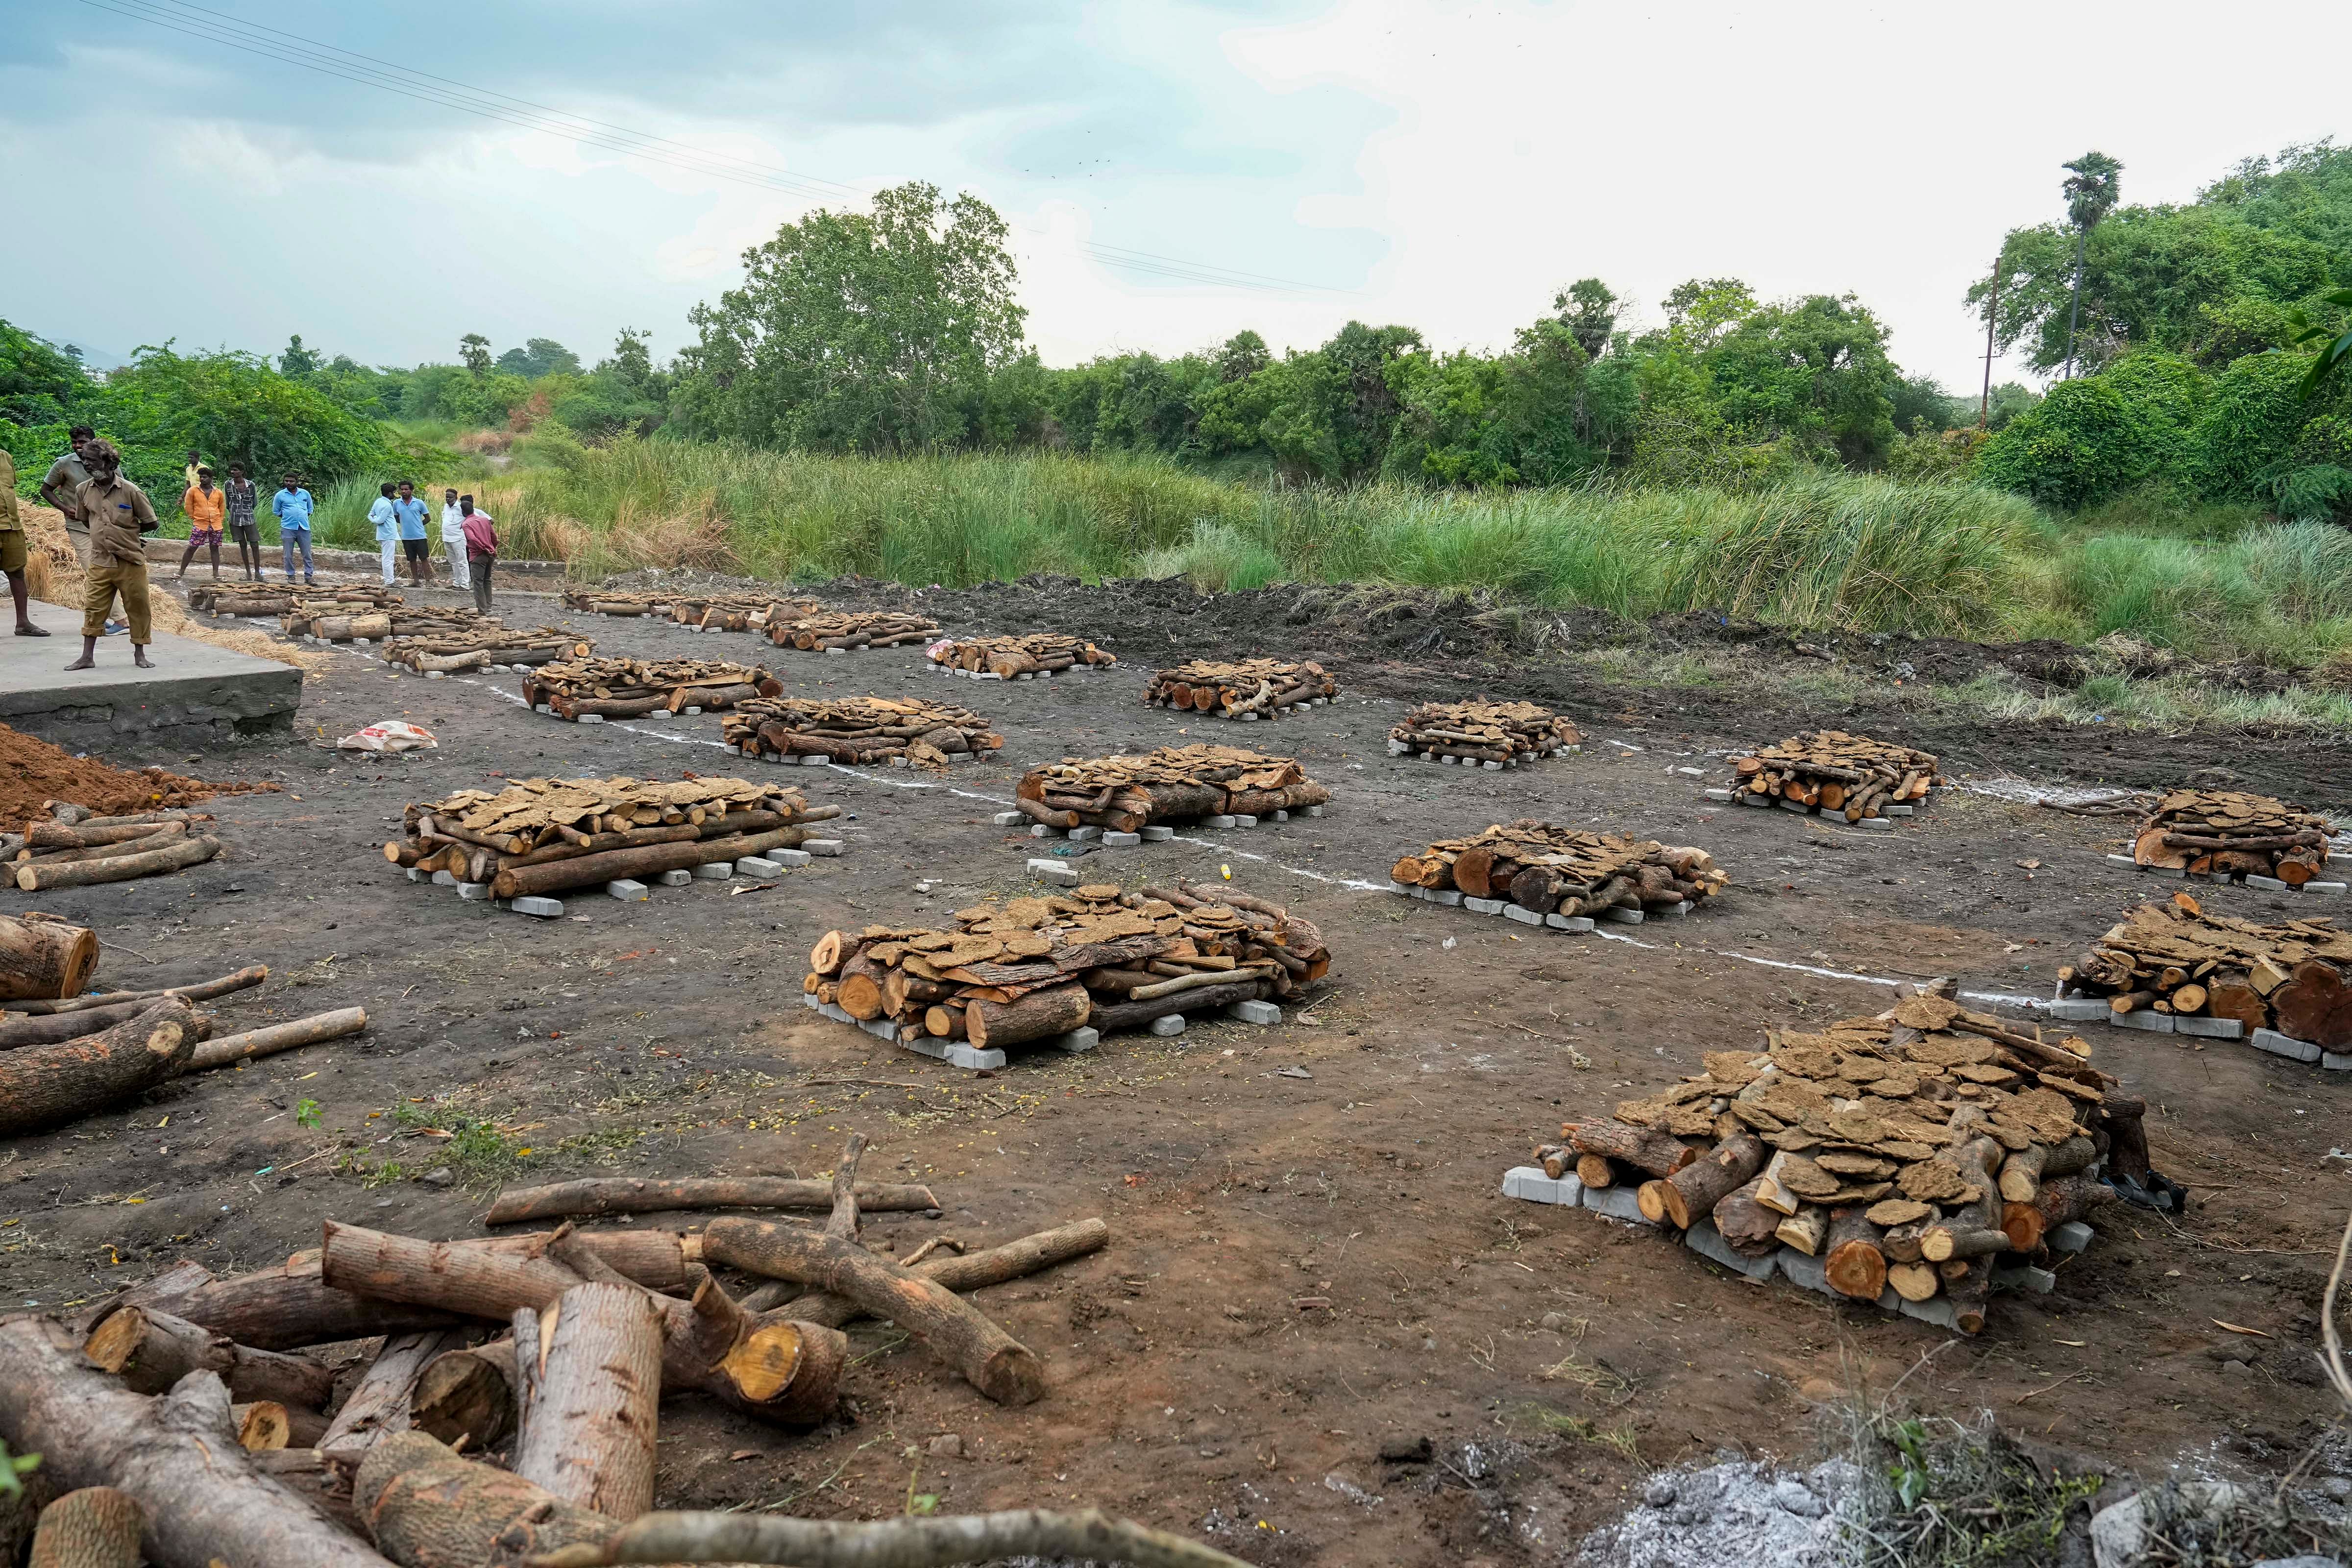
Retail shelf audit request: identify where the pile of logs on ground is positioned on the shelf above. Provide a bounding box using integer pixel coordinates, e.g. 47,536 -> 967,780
382,626 -> 593,674
924,632 -> 1117,680
0,1138 -> 1244,1568
806,880 -> 1329,1068
189,581 -> 368,617
385,775 -> 841,906
721,695 -> 1003,769
1526,986 -> 2164,1333
1388,699 -> 1582,766
1013,745 -> 1332,836
2054,891 -> 2352,1065
764,610 -> 943,653
664,592 -> 820,632
1142,658 -> 1339,721
273,590 -> 413,641
9,803 -> 223,891
1724,730 -> 1942,824
0,917 -> 365,1137
1390,820 -> 1727,929
2125,788 -> 2343,888
520,657 -> 784,721
562,587 -> 681,617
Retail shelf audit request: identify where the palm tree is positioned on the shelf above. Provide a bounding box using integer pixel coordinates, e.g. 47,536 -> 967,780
2058,152 -> 2123,379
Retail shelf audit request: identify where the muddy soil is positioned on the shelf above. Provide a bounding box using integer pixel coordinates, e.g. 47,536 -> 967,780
5,580 -> 2348,1567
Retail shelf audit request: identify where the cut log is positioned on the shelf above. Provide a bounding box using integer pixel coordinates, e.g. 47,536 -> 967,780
1773,1205 -> 1829,1256
2204,972 -> 2269,1033
413,1340 -> 517,1451
522,1506 -> 1262,1568
1754,1151 -> 1802,1216
0,1000 -> 174,1051
0,965 -> 263,1017
966,983 -> 1090,1051
1575,1154 -> 1615,1190
484,1176 -> 938,1226
1086,980 -> 1264,1034
699,1218 -> 1045,1404
353,1431 -> 615,1568
0,1318 -> 393,1568
1918,1225 -> 2009,1263
510,1284 -> 664,1520
0,999 -> 197,1139
1639,1132 -> 1765,1230
774,1217 -> 1110,1330
318,1329 -> 471,1461
16,835 -> 220,891
1886,1262 -> 1940,1303
28,1487 -> 144,1568
19,822 -> 187,866
2271,960 -> 2352,1050
186,1006 -> 368,1072
2101,1093 -> 2153,1190
23,818 -> 196,851
1823,1210 -> 1887,1301
1569,1121 -> 1698,1179
80,1306 -> 334,1409
235,1400 -> 297,1451
1996,1136 -> 2093,1204
490,827 -> 810,900
1710,1177 -> 1783,1256
2001,1174 -> 2117,1254
1946,1257 -> 1993,1335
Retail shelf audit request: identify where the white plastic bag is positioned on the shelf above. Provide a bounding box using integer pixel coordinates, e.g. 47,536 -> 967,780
337,719 -> 439,753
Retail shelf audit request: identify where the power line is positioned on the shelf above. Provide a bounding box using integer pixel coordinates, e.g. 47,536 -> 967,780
74,0 -> 1351,297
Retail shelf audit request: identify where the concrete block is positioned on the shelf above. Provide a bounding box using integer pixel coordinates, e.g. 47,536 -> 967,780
992,810 -> 1025,827
2320,1051 -> 2351,1071
1027,858 -> 1080,884
406,867 -> 427,882
801,839 -> 843,857
1899,1295 -> 1961,1329
1150,1013 -> 1186,1037
1015,672 -> 1033,682
1238,711 -> 1258,722
1776,1248 -> 1829,1295
693,862 -> 734,881
510,896 -> 564,918
825,647 -> 847,657
682,706 -> 701,716
1272,809 -> 1289,822
1685,1220 -> 1776,1280
769,849 -> 812,866
1599,906 -> 1645,925
800,754 -> 829,766
2172,1014 -> 2243,1039
1651,901 -> 1692,919
1305,805 -> 1323,818
2049,1221 -> 2094,1253
858,1016 -> 900,1039
2105,853 -> 2138,866
1231,814 -> 1258,828
1735,791 -> 1764,806
1503,903 -> 1547,926
1439,755 -> 1458,766
1102,831 -> 1142,847
535,703 -> 553,713
1048,1027 -> 1099,1054
1225,999 -> 1281,1025
2250,1027 -> 2322,1063
577,713 -> 604,724
2110,1009 -> 2174,1033
1546,913 -> 1595,932
1031,823 -> 1056,837
1776,798 -> 1813,814
1424,888 -> 1463,906
604,879 -> 648,901
2148,865 -> 2186,879
656,868 -> 693,886
2245,873 -> 2288,891
1501,1166 -> 1583,1206
1482,759 -> 1502,770
1992,1264 -> 2057,1295
425,669 -> 446,681
431,870 -> 458,886
1884,804 -> 1914,817
2303,881 -> 2349,895
456,882 -> 491,901
1581,1183 -> 1653,1224
800,989 -> 822,1008
1853,816 -> 1895,832
1464,896 -> 1506,916
1388,881 -> 1414,896
944,1043 -> 1007,1071
1068,826 -> 1102,842
2044,999 -> 2111,1021
1141,825 -> 1176,841
1703,788 -> 1735,802
1203,815 -> 1237,829
735,856 -> 783,876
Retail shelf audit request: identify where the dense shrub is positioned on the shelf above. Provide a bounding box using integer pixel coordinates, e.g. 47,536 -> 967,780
1977,353 -> 2208,508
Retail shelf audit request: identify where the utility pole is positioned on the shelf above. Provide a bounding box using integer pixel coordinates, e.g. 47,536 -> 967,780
1979,269 -> 2001,430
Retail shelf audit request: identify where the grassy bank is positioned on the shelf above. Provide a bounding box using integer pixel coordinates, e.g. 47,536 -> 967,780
460,435 -> 2352,672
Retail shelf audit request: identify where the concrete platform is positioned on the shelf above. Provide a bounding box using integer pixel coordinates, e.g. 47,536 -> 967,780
0,599 -> 302,747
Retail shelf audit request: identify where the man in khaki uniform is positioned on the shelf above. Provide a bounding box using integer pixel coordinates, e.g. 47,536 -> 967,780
2,448 -> 49,637
65,440 -> 158,671
37,424 -> 94,560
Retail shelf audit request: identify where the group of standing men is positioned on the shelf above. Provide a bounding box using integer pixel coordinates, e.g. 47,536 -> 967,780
367,480 -> 499,614
0,426 -> 162,669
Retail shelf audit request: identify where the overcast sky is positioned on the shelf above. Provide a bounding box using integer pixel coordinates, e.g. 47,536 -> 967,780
5,0 -> 2346,391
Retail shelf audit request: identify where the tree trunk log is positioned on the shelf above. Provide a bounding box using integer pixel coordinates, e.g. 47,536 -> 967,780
1569,1121 -> 1697,1179
19,823 -> 188,867
1886,1262 -> 1941,1302
0,1000 -> 172,1051
780,1218 -> 1110,1330
1,965 -> 263,1017
527,1508 -> 1260,1568
2001,1174 -> 2117,1253
510,1285 -> 663,1521
490,828 -> 809,900
484,1176 -> 938,1226
1773,1205 -> 1829,1256
413,1341 -> 517,1451
2101,1093 -> 2153,1189
699,1219 -> 1045,1405
186,1006 -> 368,1072
1947,1257 -> 1993,1335
1823,1210 -> 1887,1301
1710,1177 -> 1783,1255
0,1000 -> 197,1139
80,1306 -> 334,1409
1640,1132 -> 1765,1229
24,819 -> 196,851
16,836 -> 220,891
27,1487 -> 144,1568
353,1431 -> 615,1568
966,984 -> 1089,1051
318,1329 -> 471,1462
1086,980 -> 1265,1034
2272,960 -> 2352,1049
0,1318 -> 395,1568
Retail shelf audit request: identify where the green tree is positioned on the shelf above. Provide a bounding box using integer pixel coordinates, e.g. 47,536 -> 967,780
1703,294 -> 1901,466
1560,278 -> 1619,360
1659,277 -> 1759,354
0,318 -> 87,424
2060,151 -> 2125,379
1977,351 -> 2208,508
458,333 -> 492,375
494,338 -> 582,379
278,334 -> 319,378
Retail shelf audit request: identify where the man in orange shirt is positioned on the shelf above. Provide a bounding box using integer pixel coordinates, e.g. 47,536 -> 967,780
177,464 -> 227,580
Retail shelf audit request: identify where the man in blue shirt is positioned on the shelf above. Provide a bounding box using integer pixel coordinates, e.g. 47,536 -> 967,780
368,482 -> 399,585
271,473 -> 316,584
392,480 -> 434,587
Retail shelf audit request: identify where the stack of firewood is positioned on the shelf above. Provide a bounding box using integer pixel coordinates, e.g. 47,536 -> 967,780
1014,745 -> 1333,833
925,633 -> 1116,678
385,775 -> 839,897
665,593 -> 818,632
2060,892 -> 2352,1052
0,1134 -> 1224,1568
1389,700 -> 1582,764
1731,731 -> 1942,820
10,803 -> 223,891
764,610 -> 942,652
521,657 -> 783,720
721,695 -> 1003,768
2128,789 -> 2335,883
382,626 -> 593,674
0,917 -> 364,1137
1142,658 -> 1339,719
1537,989 -> 2153,1333
185,581 -> 319,616
562,587 -> 681,617
276,589 -> 408,641
1392,821 -> 1727,919
808,881 -> 1328,1050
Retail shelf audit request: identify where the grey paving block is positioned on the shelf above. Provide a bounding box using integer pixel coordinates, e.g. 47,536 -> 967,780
1546,913 -> 1595,931
800,990 -> 821,1008
2172,1014 -> 2244,1039
1776,799 -> 1813,814
431,869 -> 458,886
693,862 -> 734,881
1031,824 -> 1056,837
2304,881 -> 2349,895
1651,901 -> 1692,919
535,703 -> 553,713
577,713 -> 604,724
1503,904 -> 1546,926
818,1001 -> 853,1023
2250,1027 -> 2322,1063
1141,825 -> 1176,840
2321,1051 -> 2350,1071
1599,907 -> 1645,925
796,754 -> 827,766
1102,831 -> 1141,846
2147,865 -> 2185,879
944,1043 -> 1007,1070
735,856 -> 782,876
1992,1264 -> 2057,1295
456,881 -> 491,900
1203,815 -> 1237,829
1776,1248 -> 1829,1294
1231,814 -> 1258,828
1735,791 -> 1765,806
1225,999 -> 1281,1026
406,867 -> 427,882
991,810 -> 1024,826
769,849 -> 812,866
1703,788 -> 1735,802
602,878 -> 646,901
1853,816 -> 1895,832
1884,804 -> 1914,817
1424,888 -> 1463,906
510,896 -> 564,918
1482,759 -> 1502,770
1027,856 -> 1081,881
1048,1027 -> 1099,1054
1899,1295 -> 1960,1329
2110,1009 -> 2174,1033
2245,873 -> 2288,891
656,869 -> 693,886
858,1016 -> 900,1039
2105,853 -> 2140,866
801,839 -> 843,856
1464,897 -> 1506,916
2043,999 -> 2111,1021
2050,1221 -> 2094,1253
1581,1183 -> 1652,1224
1304,805 -> 1323,817
1068,826 -> 1102,842
1501,1166 -> 1583,1206
1272,809 -> 1289,822
1150,1013 -> 1186,1037
1685,1220 -> 1777,1279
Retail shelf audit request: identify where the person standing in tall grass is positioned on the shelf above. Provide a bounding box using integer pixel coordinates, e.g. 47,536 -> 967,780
369,481 -> 399,585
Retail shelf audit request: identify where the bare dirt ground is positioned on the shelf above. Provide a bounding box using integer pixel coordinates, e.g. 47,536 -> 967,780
6,576 -> 2349,1567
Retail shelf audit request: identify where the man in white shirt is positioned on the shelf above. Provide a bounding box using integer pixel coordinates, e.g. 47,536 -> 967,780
368,482 -> 399,585
439,487 -> 470,591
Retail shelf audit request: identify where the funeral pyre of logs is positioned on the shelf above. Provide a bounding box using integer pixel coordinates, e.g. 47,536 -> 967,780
9,802 -> 224,892
1392,821 -> 1727,919
1142,658 -> 1338,719
924,632 -> 1117,678
662,592 -> 820,632
384,776 -> 838,898
1730,730 -> 1943,821
283,600 -> 511,642
382,626 -> 593,674
2062,891 -> 2352,1051
808,881 -> 1329,1050
764,610 -> 943,653
721,694 -> 1002,768
520,656 -> 784,720
562,587 -> 680,617
0,912 -> 365,1137
0,1135 -> 1249,1568
1014,745 -> 1330,834
2128,788 -> 2338,884
1535,989 -> 2167,1332
1387,699 -> 1582,765
186,583 -> 400,618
